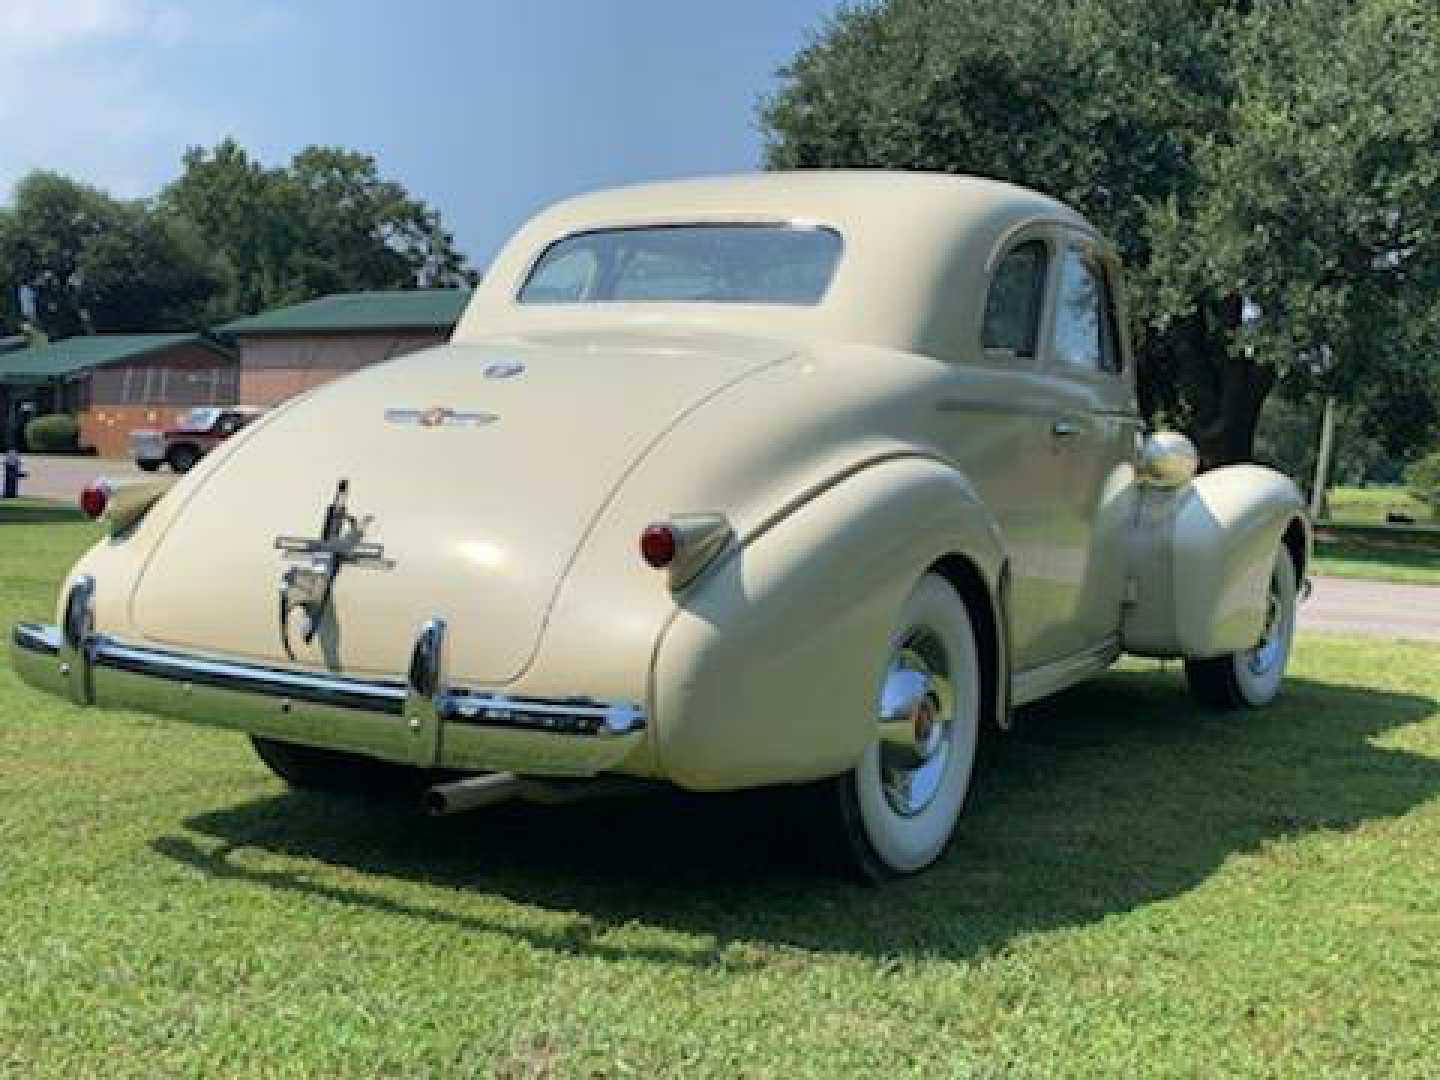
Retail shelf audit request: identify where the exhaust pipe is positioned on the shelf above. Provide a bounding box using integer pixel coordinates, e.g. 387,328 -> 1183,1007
423,771 -> 525,816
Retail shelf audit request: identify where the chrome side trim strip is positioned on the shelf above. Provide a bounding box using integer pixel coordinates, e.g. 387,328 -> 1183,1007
1012,634 -> 1122,708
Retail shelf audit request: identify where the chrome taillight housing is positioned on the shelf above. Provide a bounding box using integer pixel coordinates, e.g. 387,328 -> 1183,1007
80,478 -> 175,533
79,479 -> 112,519
638,513 -> 733,589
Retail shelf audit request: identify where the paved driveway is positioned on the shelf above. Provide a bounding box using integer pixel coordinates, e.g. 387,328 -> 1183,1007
1300,575 -> 1440,642
12,454 -> 155,503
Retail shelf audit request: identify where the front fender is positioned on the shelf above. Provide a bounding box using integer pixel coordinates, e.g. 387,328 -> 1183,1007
651,456 -> 1006,791
1123,464 -> 1310,659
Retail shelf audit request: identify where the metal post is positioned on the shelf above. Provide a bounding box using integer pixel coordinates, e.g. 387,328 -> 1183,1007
1310,395 -> 1337,520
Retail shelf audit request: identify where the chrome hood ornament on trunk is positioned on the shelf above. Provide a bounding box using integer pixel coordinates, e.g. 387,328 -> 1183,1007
275,479 -> 390,659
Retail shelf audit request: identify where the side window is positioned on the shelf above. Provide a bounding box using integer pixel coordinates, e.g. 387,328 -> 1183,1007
522,247 -> 599,302
1052,246 -> 1119,373
981,240 -> 1047,357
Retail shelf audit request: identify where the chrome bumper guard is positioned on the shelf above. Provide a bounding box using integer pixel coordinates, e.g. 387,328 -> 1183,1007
10,577 -> 646,777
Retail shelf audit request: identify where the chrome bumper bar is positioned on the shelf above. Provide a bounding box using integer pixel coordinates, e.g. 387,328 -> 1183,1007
11,579 -> 647,777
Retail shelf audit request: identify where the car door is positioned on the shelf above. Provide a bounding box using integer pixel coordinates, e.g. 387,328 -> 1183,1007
1031,233 -> 1140,659
933,230 -> 1075,672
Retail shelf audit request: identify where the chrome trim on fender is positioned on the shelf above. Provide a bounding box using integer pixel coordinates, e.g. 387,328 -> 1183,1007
9,616 -> 648,778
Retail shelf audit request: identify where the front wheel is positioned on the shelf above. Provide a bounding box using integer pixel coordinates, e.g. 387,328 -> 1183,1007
135,459 -> 161,473
1184,550 -> 1298,709
814,573 -> 982,882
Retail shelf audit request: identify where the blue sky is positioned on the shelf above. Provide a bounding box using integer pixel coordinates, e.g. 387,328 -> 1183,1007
0,0 -> 843,269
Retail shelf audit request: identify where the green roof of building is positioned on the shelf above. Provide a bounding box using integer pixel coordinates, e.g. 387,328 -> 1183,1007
216,289 -> 471,337
0,334 -> 229,385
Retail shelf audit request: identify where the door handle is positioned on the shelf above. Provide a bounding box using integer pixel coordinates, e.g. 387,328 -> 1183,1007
1052,418 -> 1082,438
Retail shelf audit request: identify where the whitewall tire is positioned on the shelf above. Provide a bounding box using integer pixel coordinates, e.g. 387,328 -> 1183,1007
1184,549 -> 1298,709
825,573 -> 982,881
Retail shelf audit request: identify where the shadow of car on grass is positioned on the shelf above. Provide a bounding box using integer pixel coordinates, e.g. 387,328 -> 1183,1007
153,667 -> 1440,966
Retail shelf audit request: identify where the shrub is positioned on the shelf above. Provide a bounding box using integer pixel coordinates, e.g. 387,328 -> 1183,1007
24,413 -> 80,453
1406,451 -> 1440,512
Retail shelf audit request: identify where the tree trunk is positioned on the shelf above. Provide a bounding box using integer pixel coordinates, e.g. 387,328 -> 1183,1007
1189,351 -> 1276,471
1170,292 -> 1276,471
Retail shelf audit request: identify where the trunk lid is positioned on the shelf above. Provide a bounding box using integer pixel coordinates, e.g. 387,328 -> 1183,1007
130,332 -> 786,681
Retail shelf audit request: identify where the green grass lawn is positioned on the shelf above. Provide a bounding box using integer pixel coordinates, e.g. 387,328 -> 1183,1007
1324,485 -> 1434,526
3,508 -> 1440,1076
1313,538 -> 1440,587
1308,486 -> 1440,586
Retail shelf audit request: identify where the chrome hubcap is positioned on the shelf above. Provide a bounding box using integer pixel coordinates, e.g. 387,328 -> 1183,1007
1247,575 -> 1286,676
877,630 -> 955,817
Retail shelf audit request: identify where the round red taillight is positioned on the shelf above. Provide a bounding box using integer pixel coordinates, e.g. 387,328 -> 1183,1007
79,479 -> 112,520
640,523 -> 677,568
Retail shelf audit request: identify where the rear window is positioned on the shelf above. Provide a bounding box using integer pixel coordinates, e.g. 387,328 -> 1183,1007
518,224 -> 843,306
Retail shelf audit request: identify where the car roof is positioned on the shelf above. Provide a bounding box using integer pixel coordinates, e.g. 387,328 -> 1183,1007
528,171 -> 1079,234
456,171 -> 1097,361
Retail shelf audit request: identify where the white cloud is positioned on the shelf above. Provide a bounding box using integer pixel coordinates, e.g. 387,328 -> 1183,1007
0,0 -> 151,53
0,0 -> 293,201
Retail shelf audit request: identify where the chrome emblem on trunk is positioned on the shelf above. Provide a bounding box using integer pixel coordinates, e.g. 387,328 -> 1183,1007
484,360 -> 525,379
384,407 -> 498,428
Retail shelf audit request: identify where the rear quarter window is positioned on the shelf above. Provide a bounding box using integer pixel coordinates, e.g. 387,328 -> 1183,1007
982,240 -> 1048,357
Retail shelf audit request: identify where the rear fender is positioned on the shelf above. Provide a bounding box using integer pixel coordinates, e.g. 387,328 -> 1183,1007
1123,464 -> 1310,659
651,456 -> 1006,791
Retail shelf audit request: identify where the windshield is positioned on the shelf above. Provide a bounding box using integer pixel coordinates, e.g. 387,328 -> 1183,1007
176,407 -> 221,431
518,224 -> 842,306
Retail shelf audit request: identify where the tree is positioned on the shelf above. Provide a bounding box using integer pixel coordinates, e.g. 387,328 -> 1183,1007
1408,450 -> 1440,512
0,206 -> 19,336
160,139 -> 471,315
79,204 -> 234,332
157,139 -> 282,316
0,171 -> 232,337
286,146 -> 469,294
761,0 -> 1440,467
0,171 -> 121,338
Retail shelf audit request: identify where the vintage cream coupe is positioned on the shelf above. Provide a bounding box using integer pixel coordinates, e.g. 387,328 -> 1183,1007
11,173 -> 1310,880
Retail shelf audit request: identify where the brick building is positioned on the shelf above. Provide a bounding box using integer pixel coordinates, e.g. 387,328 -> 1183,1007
0,334 -> 237,456
217,290 -> 469,407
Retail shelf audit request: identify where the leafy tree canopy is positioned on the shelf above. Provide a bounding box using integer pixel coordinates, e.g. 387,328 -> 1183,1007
761,0 -> 1440,466
0,171 -> 228,338
160,139 -> 471,315
1,139 -> 473,338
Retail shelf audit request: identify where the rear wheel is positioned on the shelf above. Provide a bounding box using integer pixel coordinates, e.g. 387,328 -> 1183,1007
1185,550 -> 1298,709
813,573 -> 982,882
166,443 -> 200,474
135,459 -> 161,473
250,736 -> 429,798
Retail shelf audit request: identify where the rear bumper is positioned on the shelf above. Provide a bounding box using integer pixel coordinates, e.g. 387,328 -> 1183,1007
11,582 -> 647,778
